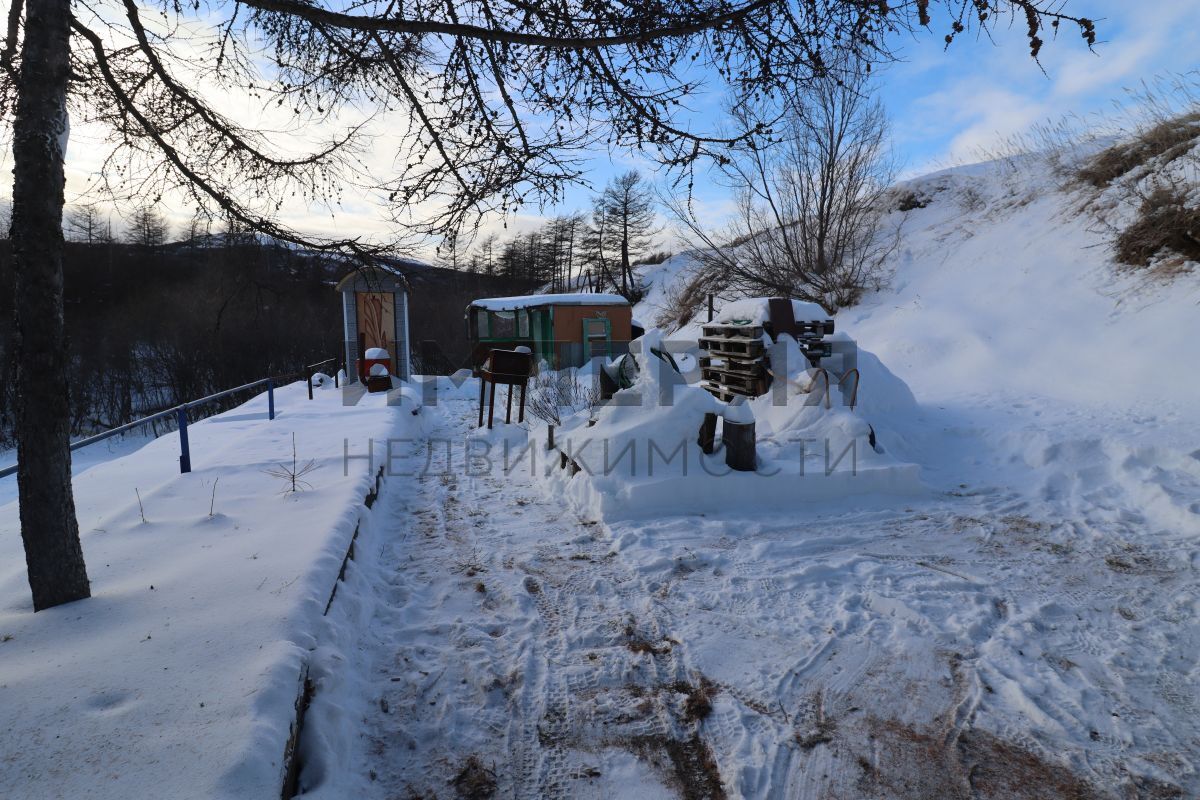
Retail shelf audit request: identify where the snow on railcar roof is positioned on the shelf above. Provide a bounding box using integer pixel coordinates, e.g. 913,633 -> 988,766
470,292 -> 630,311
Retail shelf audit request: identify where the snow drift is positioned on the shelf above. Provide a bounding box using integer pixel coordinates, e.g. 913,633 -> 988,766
535,321 -> 922,521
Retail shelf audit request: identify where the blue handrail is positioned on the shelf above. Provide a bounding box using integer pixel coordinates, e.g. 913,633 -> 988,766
0,374 -> 295,481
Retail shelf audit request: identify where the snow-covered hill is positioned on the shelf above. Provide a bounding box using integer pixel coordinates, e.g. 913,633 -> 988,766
585,151 -> 1200,794
636,146 -> 1200,517
640,149 -> 1199,409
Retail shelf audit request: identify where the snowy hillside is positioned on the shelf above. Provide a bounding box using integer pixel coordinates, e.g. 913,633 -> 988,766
3,148 -> 1198,800
636,149 -> 1200,501
640,151 -> 1199,405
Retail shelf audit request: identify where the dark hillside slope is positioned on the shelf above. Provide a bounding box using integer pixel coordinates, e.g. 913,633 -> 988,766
0,240 -> 533,445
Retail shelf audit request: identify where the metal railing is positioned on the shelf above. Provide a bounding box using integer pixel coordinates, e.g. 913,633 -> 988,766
305,358 -> 339,399
1,357 -> 343,480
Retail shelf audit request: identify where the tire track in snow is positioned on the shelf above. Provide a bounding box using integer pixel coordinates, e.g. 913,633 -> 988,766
355,400 -> 727,799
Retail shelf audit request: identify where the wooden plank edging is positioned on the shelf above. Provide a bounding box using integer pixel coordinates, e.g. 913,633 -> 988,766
281,462 -> 386,798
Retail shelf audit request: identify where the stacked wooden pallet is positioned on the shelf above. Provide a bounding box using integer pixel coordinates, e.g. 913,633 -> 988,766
698,323 -> 770,400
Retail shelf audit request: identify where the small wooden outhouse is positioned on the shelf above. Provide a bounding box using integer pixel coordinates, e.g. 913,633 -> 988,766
336,265 -> 411,382
466,293 -> 633,368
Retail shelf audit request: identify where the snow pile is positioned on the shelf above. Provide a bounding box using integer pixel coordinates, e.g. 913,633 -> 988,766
539,328 -> 921,521
749,354 -> 909,462
708,296 -> 828,327
0,380 -> 419,800
471,292 -> 628,310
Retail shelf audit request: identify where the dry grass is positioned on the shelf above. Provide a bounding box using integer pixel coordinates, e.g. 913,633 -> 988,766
654,267 -> 720,330
794,717 -> 837,750
449,755 -> 497,799
896,191 -> 930,212
671,675 -> 718,723
856,718 -> 1108,800
630,734 -> 727,800
1077,112 -> 1200,188
622,619 -> 673,655
1114,185 -> 1200,267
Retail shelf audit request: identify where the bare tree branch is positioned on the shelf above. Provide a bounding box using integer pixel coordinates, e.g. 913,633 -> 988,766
237,0 -> 779,49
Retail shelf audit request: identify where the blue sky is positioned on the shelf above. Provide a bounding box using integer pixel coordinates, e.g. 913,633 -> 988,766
517,0 -> 1200,240
883,0 -> 1200,173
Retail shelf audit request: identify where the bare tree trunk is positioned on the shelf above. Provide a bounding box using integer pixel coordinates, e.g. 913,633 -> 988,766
620,218 -> 630,295
10,0 -> 90,610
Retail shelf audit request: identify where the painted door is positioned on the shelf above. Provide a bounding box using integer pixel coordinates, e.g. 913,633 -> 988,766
531,309 -> 553,365
582,317 -> 611,361
356,291 -> 395,356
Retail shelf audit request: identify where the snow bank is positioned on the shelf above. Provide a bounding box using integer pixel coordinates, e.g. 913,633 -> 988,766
0,380 -> 416,800
710,296 -> 829,326
537,330 -> 922,521
470,292 -> 629,310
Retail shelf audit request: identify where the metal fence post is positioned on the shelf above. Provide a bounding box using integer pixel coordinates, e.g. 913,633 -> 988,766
307,369 -> 314,400
177,405 -> 191,474
267,379 -> 275,420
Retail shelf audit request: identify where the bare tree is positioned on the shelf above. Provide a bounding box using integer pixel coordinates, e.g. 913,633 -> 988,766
182,210 -> 212,244
577,205 -> 612,294
124,205 -> 171,247
591,171 -> 659,299
0,0 -> 1099,609
64,202 -> 103,243
476,234 -> 498,276
561,213 -> 588,292
672,70 -> 896,311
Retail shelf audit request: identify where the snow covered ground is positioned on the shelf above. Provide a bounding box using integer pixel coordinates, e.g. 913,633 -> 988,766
291,390 -> 1196,799
1,147 -> 1197,799
288,152 -> 1198,798
0,379 -> 417,800
0,430 -> 155,508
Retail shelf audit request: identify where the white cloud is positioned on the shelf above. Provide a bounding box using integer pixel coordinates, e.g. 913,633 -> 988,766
891,0 -> 1200,173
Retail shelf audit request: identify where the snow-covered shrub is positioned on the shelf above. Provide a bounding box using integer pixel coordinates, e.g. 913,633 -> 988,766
654,266 -> 721,331
1115,183 -> 1200,267
524,367 -> 601,426
1078,111 -> 1200,188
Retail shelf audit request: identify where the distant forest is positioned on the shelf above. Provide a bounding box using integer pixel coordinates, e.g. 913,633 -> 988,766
0,236 -> 533,447
0,166 -> 670,447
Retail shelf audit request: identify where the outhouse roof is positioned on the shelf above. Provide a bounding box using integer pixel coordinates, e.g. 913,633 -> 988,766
334,262 -> 413,293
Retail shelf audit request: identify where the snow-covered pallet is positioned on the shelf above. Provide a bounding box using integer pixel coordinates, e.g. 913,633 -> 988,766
701,367 -> 768,396
698,335 -> 766,358
699,354 -> 763,377
699,321 -> 772,399
700,380 -> 759,401
702,322 -> 764,340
